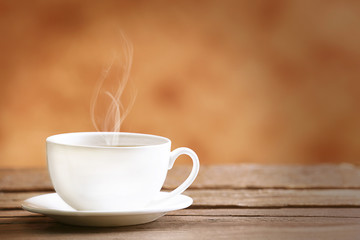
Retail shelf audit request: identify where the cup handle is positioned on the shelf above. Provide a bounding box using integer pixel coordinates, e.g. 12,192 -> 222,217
165,147 -> 200,199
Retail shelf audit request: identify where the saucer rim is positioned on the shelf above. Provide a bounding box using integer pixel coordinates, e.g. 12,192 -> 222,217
22,192 -> 193,216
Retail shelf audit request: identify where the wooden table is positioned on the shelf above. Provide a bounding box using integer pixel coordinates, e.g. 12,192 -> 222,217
1,164 -> 360,239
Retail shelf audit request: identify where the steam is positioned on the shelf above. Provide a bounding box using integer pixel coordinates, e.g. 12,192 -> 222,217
90,32 -> 136,144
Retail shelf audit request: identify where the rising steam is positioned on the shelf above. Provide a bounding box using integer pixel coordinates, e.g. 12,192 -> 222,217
90,33 -> 136,144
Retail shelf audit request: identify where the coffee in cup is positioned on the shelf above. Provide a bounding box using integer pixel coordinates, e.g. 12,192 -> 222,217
46,132 -> 200,211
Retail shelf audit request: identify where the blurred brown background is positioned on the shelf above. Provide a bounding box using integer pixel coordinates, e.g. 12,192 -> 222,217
0,0 -> 360,168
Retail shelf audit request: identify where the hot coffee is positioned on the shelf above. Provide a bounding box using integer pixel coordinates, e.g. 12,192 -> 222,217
46,132 -> 200,211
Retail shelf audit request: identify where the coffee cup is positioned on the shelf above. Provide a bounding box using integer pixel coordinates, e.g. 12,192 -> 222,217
46,132 -> 200,211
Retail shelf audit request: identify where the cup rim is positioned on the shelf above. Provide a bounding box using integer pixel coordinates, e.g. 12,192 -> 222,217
46,132 -> 171,149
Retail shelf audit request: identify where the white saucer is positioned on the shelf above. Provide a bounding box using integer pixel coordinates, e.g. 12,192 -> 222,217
22,192 -> 193,227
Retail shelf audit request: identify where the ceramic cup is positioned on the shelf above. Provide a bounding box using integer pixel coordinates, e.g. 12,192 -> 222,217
46,132 -> 200,211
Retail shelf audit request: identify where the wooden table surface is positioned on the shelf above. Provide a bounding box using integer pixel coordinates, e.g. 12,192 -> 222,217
1,164 -> 360,239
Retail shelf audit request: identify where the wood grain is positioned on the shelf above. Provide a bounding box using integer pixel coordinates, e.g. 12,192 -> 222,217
2,188 -> 360,210
187,189 -> 360,208
0,169 -> 52,191
0,215 -> 359,240
170,208 -> 360,218
2,208 -> 360,218
1,164 -> 360,192
165,164 -> 360,189
2,166 -> 360,239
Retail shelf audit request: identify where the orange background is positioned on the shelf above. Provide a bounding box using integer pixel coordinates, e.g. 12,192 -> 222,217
1,0 -> 360,167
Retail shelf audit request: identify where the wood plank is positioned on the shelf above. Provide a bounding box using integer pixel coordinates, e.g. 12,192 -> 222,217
2,166 -> 360,239
0,192 -> 43,209
2,189 -> 360,210
187,189 -> 360,208
2,164 -> 360,191
170,208 -> 360,218
0,169 -> 52,191
0,215 -> 359,240
2,208 -> 360,218
165,164 -> 360,189
0,210 -> 41,217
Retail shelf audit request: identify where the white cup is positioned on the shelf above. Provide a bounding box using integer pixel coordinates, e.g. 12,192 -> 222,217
46,132 -> 200,211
